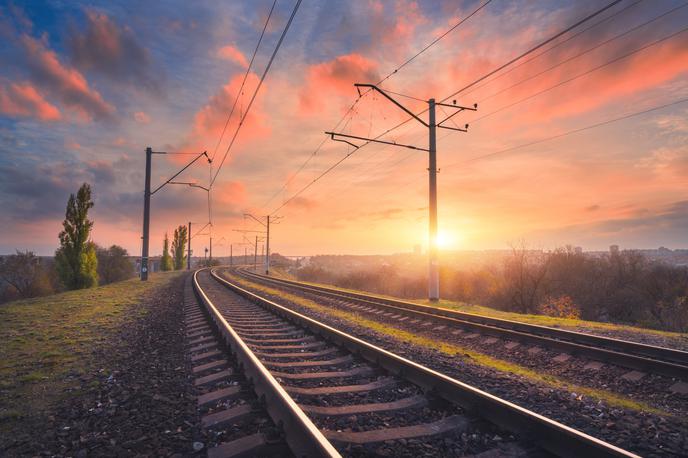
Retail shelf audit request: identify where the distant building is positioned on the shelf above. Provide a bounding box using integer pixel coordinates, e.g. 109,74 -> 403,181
574,246 -> 583,254
609,245 -> 619,255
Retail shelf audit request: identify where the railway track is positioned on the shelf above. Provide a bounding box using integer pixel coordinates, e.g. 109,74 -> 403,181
192,268 -> 638,457
234,268 -> 688,384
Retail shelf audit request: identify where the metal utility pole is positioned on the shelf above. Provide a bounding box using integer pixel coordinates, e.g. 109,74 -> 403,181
326,85 -> 476,301
244,214 -> 281,275
209,236 -> 213,264
428,99 -> 439,299
254,235 -> 258,270
230,244 -> 233,266
187,221 -> 191,270
266,216 -> 270,275
141,147 -> 152,280
139,147 -> 210,281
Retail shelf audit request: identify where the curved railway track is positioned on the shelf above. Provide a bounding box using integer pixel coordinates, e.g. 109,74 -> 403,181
192,268 -> 638,457
234,268 -> 688,382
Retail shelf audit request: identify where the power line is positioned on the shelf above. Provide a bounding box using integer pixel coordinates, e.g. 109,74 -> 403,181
260,0 -> 494,210
269,0 -> 625,214
210,0 -> 303,188
375,0 -> 494,87
209,0 -> 277,164
460,0 -> 646,99
444,97 -> 688,167
471,25 -> 688,125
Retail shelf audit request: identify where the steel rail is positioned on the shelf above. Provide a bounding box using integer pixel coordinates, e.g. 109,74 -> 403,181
192,269 -> 341,458
236,269 -> 688,379
208,268 -> 639,458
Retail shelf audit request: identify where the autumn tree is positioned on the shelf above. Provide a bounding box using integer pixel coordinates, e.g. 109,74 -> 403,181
171,225 -> 188,270
55,183 -> 98,289
0,250 -> 54,300
160,233 -> 173,271
96,244 -> 134,284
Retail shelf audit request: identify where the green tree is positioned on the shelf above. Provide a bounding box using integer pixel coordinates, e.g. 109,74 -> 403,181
160,233 -> 173,271
96,244 -> 134,284
171,225 -> 188,270
55,183 -> 98,289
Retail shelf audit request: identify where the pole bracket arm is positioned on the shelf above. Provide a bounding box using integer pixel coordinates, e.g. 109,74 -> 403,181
354,83 -> 428,127
326,131 -> 429,152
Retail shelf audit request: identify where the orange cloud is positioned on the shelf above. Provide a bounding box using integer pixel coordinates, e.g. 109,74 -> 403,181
217,44 -> 249,68
21,34 -> 115,121
134,111 -> 150,123
299,53 -> 380,115
178,72 -> 270,163
0,81 -> 61,121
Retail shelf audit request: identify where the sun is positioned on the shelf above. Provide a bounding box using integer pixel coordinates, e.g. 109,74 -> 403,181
434,231 -> 456,249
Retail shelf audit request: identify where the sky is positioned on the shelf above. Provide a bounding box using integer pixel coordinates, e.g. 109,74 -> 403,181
0,0 -> 687,257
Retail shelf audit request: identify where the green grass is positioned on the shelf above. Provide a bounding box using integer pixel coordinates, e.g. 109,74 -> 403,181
227,272 -> 670,416
0,271 -> 184,432
272,271 -> 687,342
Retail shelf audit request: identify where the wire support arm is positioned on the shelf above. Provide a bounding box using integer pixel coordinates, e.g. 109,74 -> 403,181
354,83 -> 428,127
151,151 -> 210,195
326,131 -> 429,152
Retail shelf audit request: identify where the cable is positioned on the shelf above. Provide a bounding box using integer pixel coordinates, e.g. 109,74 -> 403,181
210,0 -> 277,163
260,0 -> 495,210
375,0 -> 494,87
269,0 -> 626,214
460,0 -> 646,99
476,4 -> 688,106
470,25 -> 688,125
211,0 -> 303,188
445,97 -> 688,167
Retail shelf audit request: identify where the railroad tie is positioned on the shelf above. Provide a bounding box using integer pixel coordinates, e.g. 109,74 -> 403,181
195,369 -> 234,386
300,395 -> 427,416
284,377 -> 396,396
324,415 -> 469,445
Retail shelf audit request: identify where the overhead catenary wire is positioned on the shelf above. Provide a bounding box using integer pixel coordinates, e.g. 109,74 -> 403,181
259,0 -> 495,211
209,0 -> 277,164
269,0 -> 626,215
210,0 -> 303,188
445,97 -> 688,167
470,25 -> 688,125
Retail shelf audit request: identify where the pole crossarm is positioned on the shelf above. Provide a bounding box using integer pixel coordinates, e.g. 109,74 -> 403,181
169,181 -> 210,192
436,102 -> 477,132
326,132 -> 429,152
151,151 -> 210,195
244,213 -> 267,227
232,229 -> 267,234
354,83 -> 428,127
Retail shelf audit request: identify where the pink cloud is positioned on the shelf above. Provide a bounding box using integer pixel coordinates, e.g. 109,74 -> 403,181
298,53 -> 380,115
217,45 -> 249,68
0,81 -> 61,121
176,72 -> 270,163
21,34 -> 115,122
134,111 -> 150,123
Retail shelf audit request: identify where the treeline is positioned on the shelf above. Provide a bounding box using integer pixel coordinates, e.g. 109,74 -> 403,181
296,246 -> 688,332
0,245 -> 134,303
0,183 -> 134,304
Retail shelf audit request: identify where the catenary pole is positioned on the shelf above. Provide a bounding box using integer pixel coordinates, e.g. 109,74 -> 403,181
140,147 -> 152,280
266,215 -> 270,275
428,99 -> 439,301
187,221 -> 191,270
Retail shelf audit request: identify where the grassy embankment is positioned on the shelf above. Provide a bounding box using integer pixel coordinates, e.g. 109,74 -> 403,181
269,268 -> 686,344
227,271 -> 671,416
0,271 -> 184,430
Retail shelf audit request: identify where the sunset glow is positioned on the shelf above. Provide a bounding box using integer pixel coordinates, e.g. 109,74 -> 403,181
0,1 -> 686,256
